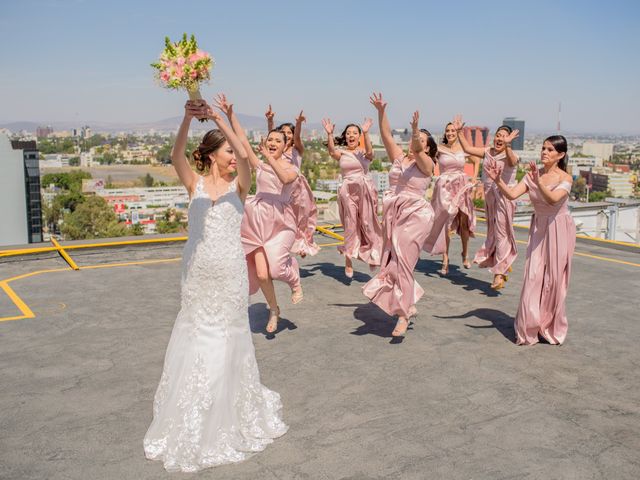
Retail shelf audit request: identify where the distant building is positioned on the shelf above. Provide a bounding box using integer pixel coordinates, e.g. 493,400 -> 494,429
580,169 -> 634,198
502,117 -> 525,150
36,125 -> 53,138
582,142 -> 614,162
316,179 -> 340,192
369,171 -> 390,193
461,126 -> 490,148
0,133 -> 43,245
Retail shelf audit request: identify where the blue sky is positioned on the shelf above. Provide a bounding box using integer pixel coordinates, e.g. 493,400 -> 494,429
1,0 -> 639,133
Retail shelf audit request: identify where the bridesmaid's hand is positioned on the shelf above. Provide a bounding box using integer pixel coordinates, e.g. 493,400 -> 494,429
202,102 -> 222,122
361,117 -> 373,134
295,110 -> 306,125
322,118 -> 335,135
452,114 -> 465,132
411,110 -> 420,133
265,104 -> 275,121
485,162 -> 502,182
214,93 -> 233,117
528,161 -> 540,184
504,129 -> 520,146
258,139 -> 273,162
369,92 -> 387,113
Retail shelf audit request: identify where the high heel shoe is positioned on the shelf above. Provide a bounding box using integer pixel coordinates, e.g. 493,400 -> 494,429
461,254 -> 471,269
392,316 -> 411,337
345,266 -> 354,279
437,260 -> 449,275
491,274 -> 507,291
291,286 -> 304,304
266,306 -> 280,333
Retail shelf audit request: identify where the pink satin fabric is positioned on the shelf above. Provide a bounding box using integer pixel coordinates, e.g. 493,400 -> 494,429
337,150 -> 383,266
363,157 -> 434,318
285,148 -> 319,256
241,161 -> 300,295
515,177 -> 575,345
424,149 -> 476,254
473,149 -> 518,275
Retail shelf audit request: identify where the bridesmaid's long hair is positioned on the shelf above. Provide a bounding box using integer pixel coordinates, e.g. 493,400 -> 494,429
496,125 -> 512,135
544,135 -> 569,172
192,129 -> 227,173
420,129 -> 439,159
277,122 -> 295,146
334,123 -> 362,146
442,122 -> 454,145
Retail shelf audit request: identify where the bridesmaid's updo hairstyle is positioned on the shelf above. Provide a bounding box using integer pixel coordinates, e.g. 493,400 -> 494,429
267,129 -> 288,143
544,135 -> 569,172
192,129 -> 227,173
334,123 -> 362,146
420,129 -> 439,159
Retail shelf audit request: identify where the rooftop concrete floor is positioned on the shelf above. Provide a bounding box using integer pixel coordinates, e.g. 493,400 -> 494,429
1,225 -> 639,480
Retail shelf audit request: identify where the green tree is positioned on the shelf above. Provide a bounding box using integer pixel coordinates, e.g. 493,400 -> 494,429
589,190 -> 609,202
60,196 -> 129,240
130,223 -> 145,236
68,157 -> 80,166
41,171 -> 92,191
571,177 -> 587,201
141,173 -> 155,187
369,159 -> 384,171
155,208 -> 186,233
516,167 -> 527,182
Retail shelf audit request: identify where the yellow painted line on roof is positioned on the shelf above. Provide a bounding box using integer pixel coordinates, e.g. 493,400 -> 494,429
573,252 -> 640,267
316,226 -> 345,241
317,242 -> 344,247
51,238 -> 80,270
79,258 -> 181,270
0,281 -> 35,322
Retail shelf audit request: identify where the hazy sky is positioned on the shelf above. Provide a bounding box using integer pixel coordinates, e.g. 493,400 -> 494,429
1,0 -> 639,133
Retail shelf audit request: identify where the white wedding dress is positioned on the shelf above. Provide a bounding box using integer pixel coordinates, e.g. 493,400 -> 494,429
144,177 -> 287,473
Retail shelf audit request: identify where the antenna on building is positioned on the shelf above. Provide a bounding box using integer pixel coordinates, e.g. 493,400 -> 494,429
557,101 -> 561,133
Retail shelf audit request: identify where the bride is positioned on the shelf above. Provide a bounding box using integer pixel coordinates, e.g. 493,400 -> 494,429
143,99 -> 287,472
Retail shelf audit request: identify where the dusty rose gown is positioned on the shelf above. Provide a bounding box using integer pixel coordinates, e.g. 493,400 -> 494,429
424,149 -> 476,254
285,148 -> 319,256
473,148 -> 518,275
363,157 -> 434,318
337,150 -> 383,266
241,161 -> 300,295
515,176 -> 575,345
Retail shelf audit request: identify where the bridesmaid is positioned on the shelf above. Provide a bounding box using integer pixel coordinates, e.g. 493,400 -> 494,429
363,105 -> 437,337
216,95 -> 303,334
424,122 -> 479,274
486,135 -> 575,345
452,116 -> 520,289
265,105 -> 319,257
322,117 -> 383,278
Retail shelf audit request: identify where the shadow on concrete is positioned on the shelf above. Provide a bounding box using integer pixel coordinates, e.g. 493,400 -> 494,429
302,262 -> 372,286
331,301 -> 408,344
249,303 -> 298,340
434,307 -> 515,342
416,259 -> 500,297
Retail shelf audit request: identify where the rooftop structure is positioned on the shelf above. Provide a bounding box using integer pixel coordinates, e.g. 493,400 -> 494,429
1,222 -> 639,479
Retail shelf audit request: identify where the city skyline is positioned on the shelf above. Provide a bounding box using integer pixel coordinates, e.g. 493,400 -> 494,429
1,0 -> 639,134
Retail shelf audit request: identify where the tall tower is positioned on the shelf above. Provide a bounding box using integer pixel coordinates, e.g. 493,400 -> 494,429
502,117 -> 525,150
557,101 -> 562,133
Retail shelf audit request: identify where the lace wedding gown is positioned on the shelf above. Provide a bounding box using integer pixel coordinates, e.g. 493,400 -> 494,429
144,177 -> 288,473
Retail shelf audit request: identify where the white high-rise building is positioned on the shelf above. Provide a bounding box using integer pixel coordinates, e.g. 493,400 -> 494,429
582,142 -> 614,162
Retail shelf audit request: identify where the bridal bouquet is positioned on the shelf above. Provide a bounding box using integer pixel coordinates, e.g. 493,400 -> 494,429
151,34 -> 214,106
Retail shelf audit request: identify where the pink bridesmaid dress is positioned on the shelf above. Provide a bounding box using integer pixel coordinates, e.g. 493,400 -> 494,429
363,157 -> 434,318
241,161 -> 300,295
515,176 -> 575,345
473,148 -> 518,275
424,149 -> 476,254
285,148 -> 319,256
337,150 -> 383,266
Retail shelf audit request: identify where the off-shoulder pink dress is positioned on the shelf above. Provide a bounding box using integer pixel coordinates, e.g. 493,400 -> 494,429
363,157 -> 434,318
473,148 -> 518,275
337,150 -> 383,266
241,161 -> 300,295
515,176 -> 575,345
285,148 -> 319,256
424,149 -> 476,254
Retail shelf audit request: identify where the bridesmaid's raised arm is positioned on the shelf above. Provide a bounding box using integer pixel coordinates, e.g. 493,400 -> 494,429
503,129 -> 520,167
322,118 -> 342,161
361,117 -> 374,161
265,104 -> 275,132
294,110 -> 306,155
171,101 -> 201,194
410,111 -> 434,177
486,162 -> 528,200
216,94 -> 261,170
370,92 -> 403,161
453,115 -> 486,158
